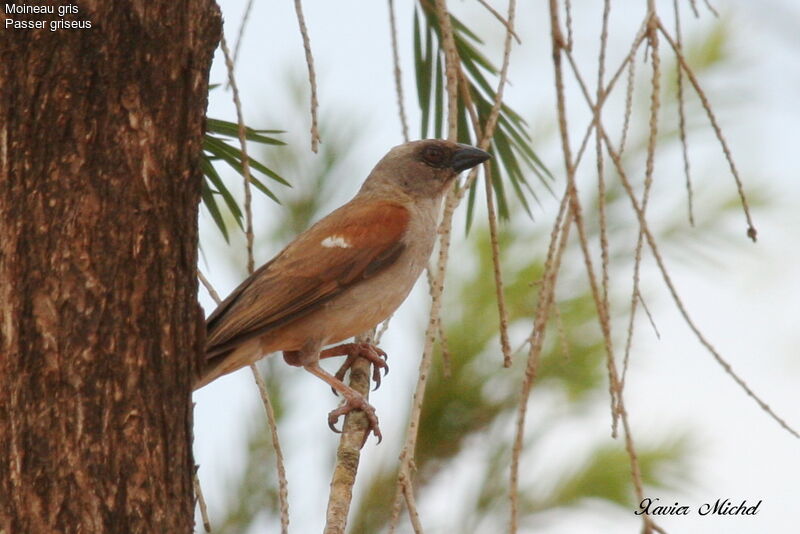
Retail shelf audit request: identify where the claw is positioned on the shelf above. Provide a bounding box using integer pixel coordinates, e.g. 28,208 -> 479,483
328,414 -> 343,434
326,394 -> 382,446
330,343 -> 389,393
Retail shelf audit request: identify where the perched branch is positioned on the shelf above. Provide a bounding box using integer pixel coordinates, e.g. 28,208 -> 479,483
324,336 -> 373,534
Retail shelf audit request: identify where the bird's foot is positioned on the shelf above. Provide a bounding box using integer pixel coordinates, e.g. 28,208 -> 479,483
327,391 -> 382,446
321,342 -> 389,392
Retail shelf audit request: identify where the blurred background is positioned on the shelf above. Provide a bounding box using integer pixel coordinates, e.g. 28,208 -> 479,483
193,1 -> 800,533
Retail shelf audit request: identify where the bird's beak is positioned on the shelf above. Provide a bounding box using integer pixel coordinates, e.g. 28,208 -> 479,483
451,144 -> 491,172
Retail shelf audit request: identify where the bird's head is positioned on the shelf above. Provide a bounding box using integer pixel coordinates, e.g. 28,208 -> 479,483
361,139 -> 491,200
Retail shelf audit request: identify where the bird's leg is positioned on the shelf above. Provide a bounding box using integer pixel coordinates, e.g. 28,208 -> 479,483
302,361 -> 382,445
319,342 -> 389,392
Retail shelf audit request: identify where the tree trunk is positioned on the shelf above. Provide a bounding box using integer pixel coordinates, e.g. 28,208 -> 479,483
0,2 -> 220,532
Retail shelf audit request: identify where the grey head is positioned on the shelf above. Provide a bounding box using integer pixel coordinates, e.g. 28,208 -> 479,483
360,139 -> 491,200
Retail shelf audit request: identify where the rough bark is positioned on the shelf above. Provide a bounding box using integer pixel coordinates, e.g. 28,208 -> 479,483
0,1 -> 220,532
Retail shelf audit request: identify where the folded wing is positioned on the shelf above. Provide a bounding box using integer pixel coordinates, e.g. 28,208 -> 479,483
205,199 -> 410,357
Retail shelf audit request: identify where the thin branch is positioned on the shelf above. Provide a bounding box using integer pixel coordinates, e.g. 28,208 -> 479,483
389,1 -> 460,531
595,0 -> 612,357
688,0 -> 700,18
556,6 -> 622,439
510,191 -> 571,533
402,471 -> 425,534
194,473 -> 212,532
597,110 -> 800,440
564,0 -> 574,51
198,270 -> 291,533
476,0 -> 517,153
702,0 -> 719,17
619,50 -> 636,154
219,31 -> 256,274
658,20 -> 757,241
438,0 -> 460,143
469,0 -> 518,367
476,0 -> 521,44
232,0 -> 256,67
483,162 -> 513,367
637,288 -> 661,340
673,0 -> 695,226
425,266 -> 452,377
293,0 -> 321,152
250,364 -> 290,534
324,336 -> 373,534
198,269 -> 222,304
623,11 -> 661,392
388,0 -> 410,142
553,4 -> 657,531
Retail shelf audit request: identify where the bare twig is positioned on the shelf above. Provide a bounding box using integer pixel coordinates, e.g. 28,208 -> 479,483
389,2 -> 461,529
596,0 -> 612,342
250,364 -> 290,534
194,473 -> 212,532
232,0 -> 256,67
401,471 -> 425,534
324,334 -> 374,534
637,289 -> 661,340
466,0 -> 518,367
510,191 -> 571,533
483,162 -> 513,366
476,0 -> 521,44
219,31 -> 256,274
388,0 -> 410,142
198,271 -> 291,533
198,269 -> 222,304
201,29 -> 291,503
564,0 -> 574,51
222,33 -> 292,520
553,4 -> 658,531
673,0 -> 695,226
556,6 -> 622,438
619,52 -> 636,154
623,11 -> 661,392
293,0 -> 321,152
425,266 -> 452,377
658,20 -> 757,241
476,0 -> 517,153
702,0 -> 719,17
597,113 -> 800,440
688,0 -> 700,18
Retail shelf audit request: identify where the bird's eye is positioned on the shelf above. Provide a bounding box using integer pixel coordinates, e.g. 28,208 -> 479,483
421,145 -> 447,167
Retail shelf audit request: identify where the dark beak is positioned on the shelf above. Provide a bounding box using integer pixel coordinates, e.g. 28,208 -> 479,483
450,144 -> 491,172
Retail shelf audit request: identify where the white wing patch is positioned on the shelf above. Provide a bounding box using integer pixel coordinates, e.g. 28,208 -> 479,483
321,235 -> 352,248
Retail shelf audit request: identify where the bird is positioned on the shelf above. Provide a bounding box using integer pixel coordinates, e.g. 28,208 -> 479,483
195,139 -> 490,444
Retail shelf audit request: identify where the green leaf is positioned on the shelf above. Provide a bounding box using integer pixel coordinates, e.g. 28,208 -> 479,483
206,118 -> 286,145
200,156 -> 244,230
201,178 -> 230,242
200,121 -> 288,240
